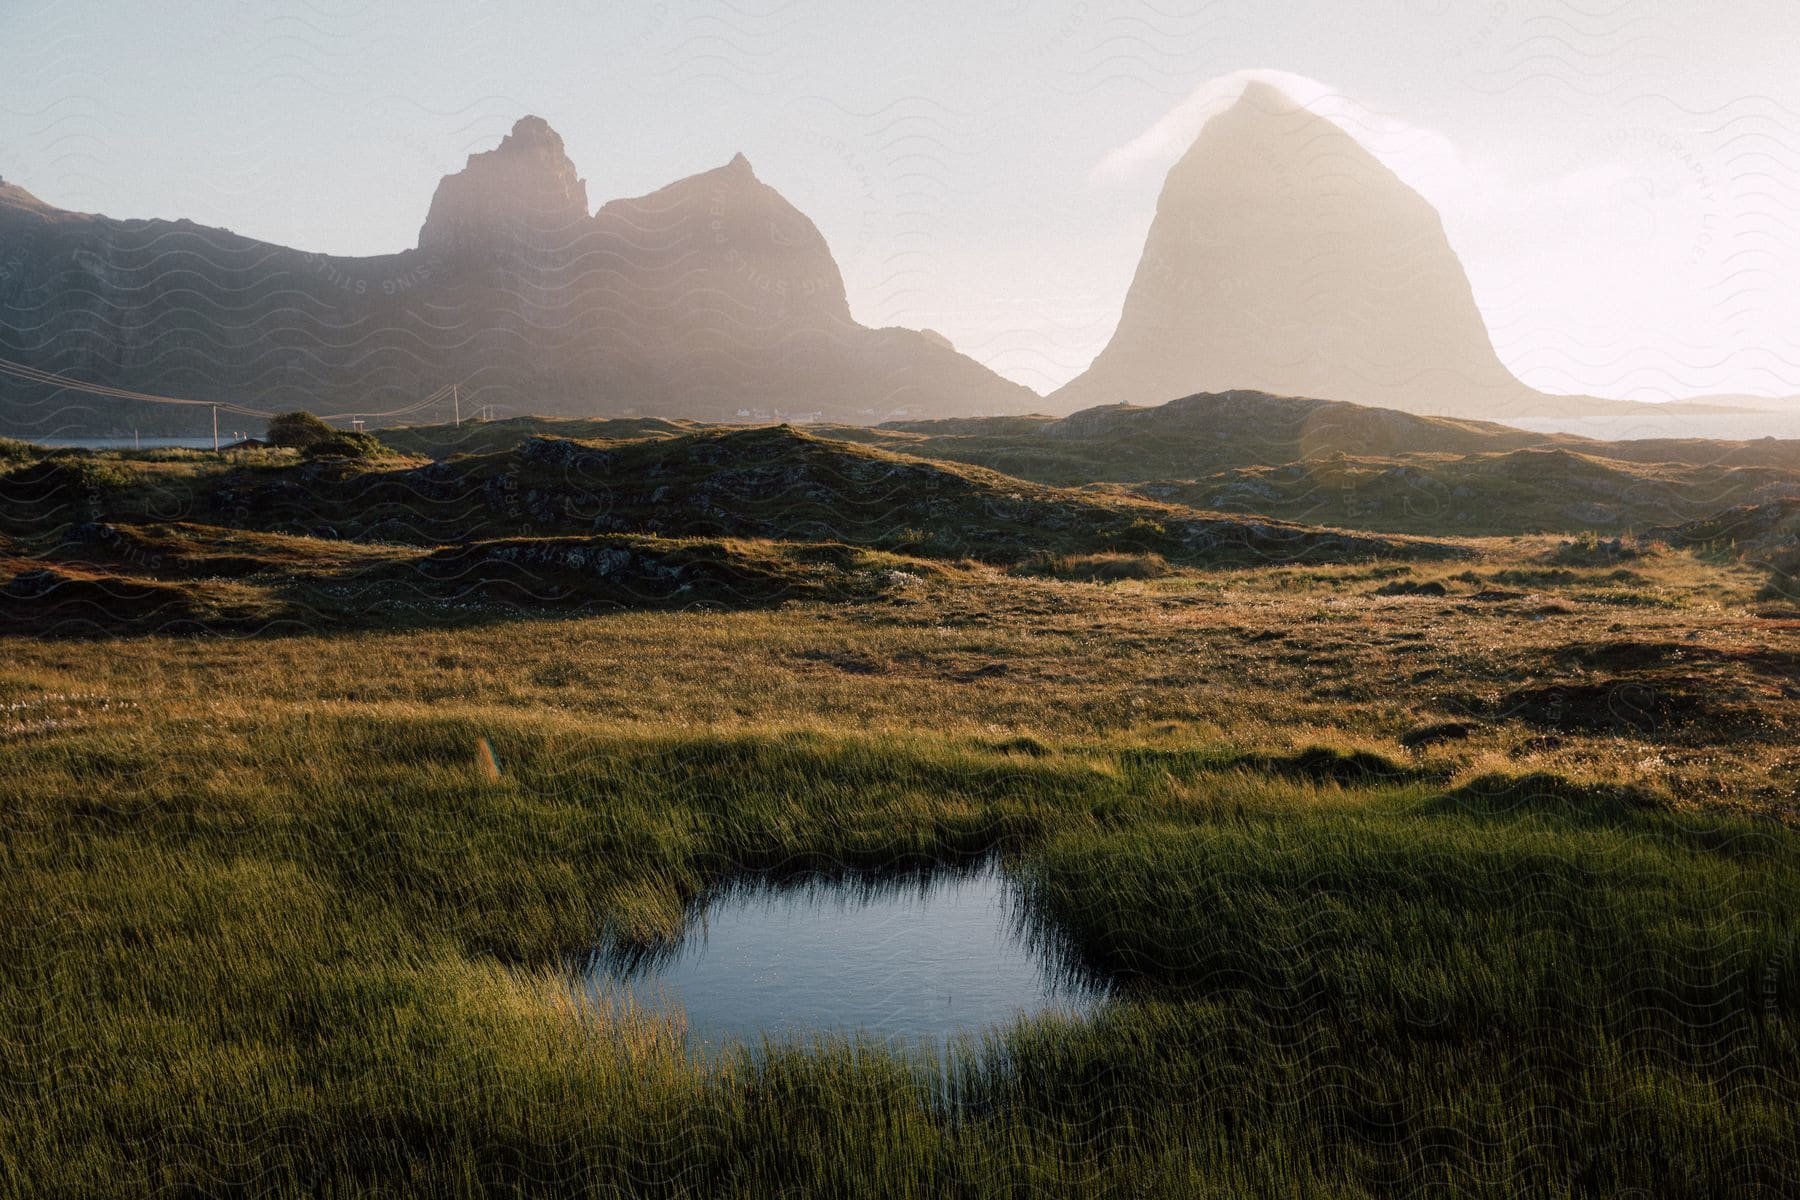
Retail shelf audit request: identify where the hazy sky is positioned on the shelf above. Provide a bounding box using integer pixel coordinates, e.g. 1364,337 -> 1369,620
3,0 -> 1797,400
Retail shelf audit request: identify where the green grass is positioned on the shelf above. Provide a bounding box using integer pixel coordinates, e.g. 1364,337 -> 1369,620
2,420 -> 1796,1195
1012,550 -> 1174,582
1,426 -> 1459,568
3,710 -> 1795,1197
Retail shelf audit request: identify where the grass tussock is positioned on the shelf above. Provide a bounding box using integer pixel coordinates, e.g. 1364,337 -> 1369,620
1013,550 -> 1173,582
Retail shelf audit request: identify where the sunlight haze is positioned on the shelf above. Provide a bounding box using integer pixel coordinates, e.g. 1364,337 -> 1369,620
2,0 -> 1796,400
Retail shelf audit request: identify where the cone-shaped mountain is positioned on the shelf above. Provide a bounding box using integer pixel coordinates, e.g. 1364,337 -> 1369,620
1051,82 -> 1532,417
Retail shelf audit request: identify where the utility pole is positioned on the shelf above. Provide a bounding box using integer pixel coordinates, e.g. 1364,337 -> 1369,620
212,406 -> 219,452
453,383 -> 460,427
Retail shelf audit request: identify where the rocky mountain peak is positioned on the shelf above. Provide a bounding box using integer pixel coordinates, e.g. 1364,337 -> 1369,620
592,149 -> 853,321
417,115 -> 592,260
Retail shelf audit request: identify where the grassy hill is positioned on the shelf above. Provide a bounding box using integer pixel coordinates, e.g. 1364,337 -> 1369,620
377,415 -> 706,459
869,390 -> 1800,477
1108,447 -> 1800,536
0,425 -> 1464,636
372,392 -> 1800,539
14,402 -> 1799,641
1647,497 -> 1800,601
8,426 -> 1457,559
0,524 -> 927,636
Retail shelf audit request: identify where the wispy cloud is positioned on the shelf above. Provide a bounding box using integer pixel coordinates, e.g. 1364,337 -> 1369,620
1088,68 -> 1476,210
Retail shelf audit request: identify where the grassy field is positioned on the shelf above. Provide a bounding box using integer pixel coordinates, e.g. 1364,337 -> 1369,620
374,400 -> 1800,539
2,428 -> 1798,1196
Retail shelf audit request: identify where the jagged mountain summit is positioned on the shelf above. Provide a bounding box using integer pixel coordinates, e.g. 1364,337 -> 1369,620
0,119 -> 1035,435
416,115 -> 592,263
1052,82 -> 1592,420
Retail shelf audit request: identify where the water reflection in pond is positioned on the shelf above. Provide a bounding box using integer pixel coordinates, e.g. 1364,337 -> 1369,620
582,859 -> 1107,1057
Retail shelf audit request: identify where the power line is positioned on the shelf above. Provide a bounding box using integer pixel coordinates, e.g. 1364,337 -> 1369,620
0,354 -> 460,423
0,357 -> 269,416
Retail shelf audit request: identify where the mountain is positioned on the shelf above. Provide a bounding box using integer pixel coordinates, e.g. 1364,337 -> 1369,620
1048,82 -> 1714,421
0,119 -> 1036,436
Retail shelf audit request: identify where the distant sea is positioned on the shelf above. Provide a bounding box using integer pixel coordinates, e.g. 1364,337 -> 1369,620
14,412 -> 1800,451
1502,411 -> 1800,442
20,437 -> 229,450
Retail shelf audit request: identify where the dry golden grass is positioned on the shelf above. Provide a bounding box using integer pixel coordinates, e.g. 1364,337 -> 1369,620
5,538 -> 1787,815
3,528 -> 1796,1197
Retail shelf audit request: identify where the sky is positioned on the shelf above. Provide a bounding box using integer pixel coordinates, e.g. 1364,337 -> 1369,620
3,0 -> 1798,401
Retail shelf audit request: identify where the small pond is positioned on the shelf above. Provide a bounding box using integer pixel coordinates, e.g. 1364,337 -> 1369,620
581,859 -> 1108,1058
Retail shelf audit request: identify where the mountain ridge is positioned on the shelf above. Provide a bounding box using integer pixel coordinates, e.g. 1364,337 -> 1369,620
0,117 -> 1035,435
2,100 -> 1788,436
